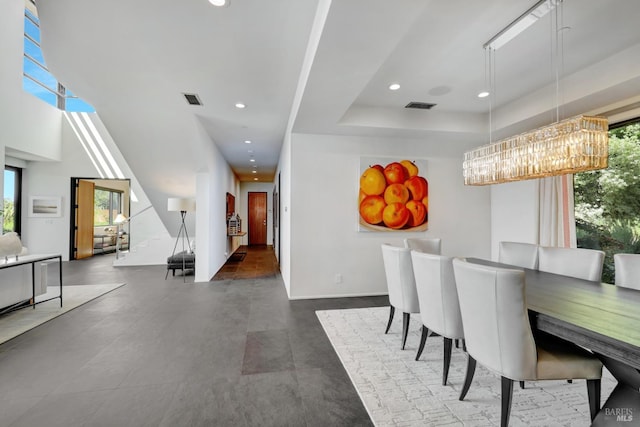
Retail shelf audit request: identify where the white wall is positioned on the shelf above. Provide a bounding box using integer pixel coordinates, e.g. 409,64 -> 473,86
276,132 -> 293,295
193,119 -> 240,282
490,180 -> 539,260
287,133 -> 492,299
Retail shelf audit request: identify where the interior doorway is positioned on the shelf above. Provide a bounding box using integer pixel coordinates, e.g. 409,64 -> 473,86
248,192 -> 267,246
69,177 -> 131,260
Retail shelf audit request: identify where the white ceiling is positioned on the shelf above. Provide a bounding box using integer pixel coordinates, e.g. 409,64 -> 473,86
34,0 -> 640,201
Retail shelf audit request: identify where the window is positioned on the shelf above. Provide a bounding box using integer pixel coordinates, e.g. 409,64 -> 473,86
575,119 -> 640,283
94,188 -> 122,227
23,8 -> 94,112
4,167 -> 22,234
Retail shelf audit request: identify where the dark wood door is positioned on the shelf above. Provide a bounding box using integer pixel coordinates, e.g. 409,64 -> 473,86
248,192 -> 267,245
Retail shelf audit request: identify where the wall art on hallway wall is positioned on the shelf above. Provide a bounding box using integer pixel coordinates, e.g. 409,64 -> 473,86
358,157 -> 428,232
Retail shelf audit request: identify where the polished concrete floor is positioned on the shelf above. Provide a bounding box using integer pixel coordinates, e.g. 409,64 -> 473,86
0,246 -> 387,426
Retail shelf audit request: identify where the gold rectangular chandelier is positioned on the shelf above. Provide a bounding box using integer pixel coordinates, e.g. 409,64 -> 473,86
462,115 -> 609,186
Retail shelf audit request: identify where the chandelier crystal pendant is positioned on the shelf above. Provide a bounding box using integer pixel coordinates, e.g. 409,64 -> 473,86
463,115 -> 608,186
463,0 -> 609,186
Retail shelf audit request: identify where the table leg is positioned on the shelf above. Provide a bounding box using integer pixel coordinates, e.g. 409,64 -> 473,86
591,354 -> 640,426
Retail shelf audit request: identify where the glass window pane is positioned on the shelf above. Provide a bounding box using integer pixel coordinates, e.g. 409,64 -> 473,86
23,76 -> 57,106
94,189 -> 110,226
65,98 -> 96,113
23,56 -> 57,91
575,120 -> 640,284
23,37 -> 44,64
3,169 -> 16,233
22,7 -> 94,112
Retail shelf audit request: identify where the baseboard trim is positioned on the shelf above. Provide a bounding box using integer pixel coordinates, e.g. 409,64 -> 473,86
288,291 -> 388,301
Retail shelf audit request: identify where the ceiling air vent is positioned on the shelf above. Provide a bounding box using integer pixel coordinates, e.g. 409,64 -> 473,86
405,102 -> 436,110
182,93 -> 203,106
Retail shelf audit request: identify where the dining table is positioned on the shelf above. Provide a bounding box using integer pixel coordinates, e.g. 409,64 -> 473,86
469,258 -> 640,426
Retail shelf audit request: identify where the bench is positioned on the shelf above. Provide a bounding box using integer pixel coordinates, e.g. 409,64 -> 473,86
165,251 -> 195,280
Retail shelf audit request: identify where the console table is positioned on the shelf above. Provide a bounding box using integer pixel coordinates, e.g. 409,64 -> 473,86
228,232 -> 247,261
0,254 -> 62,315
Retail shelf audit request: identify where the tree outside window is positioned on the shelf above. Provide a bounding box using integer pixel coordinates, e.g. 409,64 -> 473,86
94,188 -> 122,226
575,122 -> 640,283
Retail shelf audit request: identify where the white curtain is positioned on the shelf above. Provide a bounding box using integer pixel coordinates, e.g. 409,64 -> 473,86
538,174 -> 576,248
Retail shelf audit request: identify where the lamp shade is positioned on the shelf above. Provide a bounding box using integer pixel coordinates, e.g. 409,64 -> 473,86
167,197 -> 196,212
114,213 -> 128,224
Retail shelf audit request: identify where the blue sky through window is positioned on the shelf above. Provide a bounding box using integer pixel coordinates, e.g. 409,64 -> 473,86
4,171 -> 14,200
23,9 -> 95,113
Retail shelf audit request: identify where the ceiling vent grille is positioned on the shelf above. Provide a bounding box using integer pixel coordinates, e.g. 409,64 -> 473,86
405,102 -> 436,110
183,93 -> 203,106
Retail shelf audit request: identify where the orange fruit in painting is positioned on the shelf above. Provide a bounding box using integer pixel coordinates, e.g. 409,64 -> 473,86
359,195 -> 386,225
382,203 -> 410,229
358,189 -> 367,205
360,167 -> 386,196
400,160 -> 419,177
384,183 -> 410,205
422,196 -> 428,208
383,162 -> 408,185
405,200 -> 427,227
405,176 -> 428,201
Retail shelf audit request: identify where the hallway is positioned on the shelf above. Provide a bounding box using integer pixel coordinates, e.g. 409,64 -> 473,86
0,248 -> 386,426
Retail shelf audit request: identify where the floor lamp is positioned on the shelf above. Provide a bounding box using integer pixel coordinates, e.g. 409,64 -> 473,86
114,213 -> 128,260
167,197 -> 196,279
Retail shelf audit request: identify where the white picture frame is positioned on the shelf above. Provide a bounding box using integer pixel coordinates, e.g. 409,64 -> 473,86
29,196 -> 62,217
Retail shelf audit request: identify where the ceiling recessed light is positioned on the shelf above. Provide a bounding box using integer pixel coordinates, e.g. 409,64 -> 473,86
252,170 -> 257,174
208,0 -> 229,6
388,83 -> 401,91
254,178 -> 258,181
477,91 -> 490,98
235,103 -> 246,109
250,159 -> 255,162
244,140 -> 252,144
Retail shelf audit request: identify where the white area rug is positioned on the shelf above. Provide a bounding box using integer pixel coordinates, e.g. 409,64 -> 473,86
316,306 -> 616,427
0,283 -> 125,345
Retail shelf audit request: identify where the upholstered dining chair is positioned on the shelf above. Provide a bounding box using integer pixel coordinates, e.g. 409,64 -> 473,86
381,243 -> 420,350
411,251 -> 464,385
538,246 -> 605,282
404,237 -> 442,255
498,241 -> 539,269
614,253 -> 640,290
452,258 -> 602,427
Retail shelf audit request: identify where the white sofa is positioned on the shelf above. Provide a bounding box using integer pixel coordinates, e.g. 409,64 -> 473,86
0,233 -> 48,311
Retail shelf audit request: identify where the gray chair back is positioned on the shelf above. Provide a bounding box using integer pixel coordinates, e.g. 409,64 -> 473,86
538,246 -> 604,281
498,241 -> 539,269
404,238 -> 441,255
614,253 -> 640,290
381,244 -> 420,313
411,251 -> 463,339
452,258 -> 537,380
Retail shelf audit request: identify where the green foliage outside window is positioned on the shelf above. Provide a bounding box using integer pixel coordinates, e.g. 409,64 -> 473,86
94,188 -> 121,226
575,122 -> 640,284
2,200 -> 14,233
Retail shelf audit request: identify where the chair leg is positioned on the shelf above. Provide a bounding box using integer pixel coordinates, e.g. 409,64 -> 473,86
443,338 -> 453,385
415,326 -> 429,361
462,339 -> 467,352
501,377 -> 514,427
384,305 -> 395,334
586,379 -> 601,421
459,355 -> 476,401
519,381 -> 525,389
401,312 -> 410,350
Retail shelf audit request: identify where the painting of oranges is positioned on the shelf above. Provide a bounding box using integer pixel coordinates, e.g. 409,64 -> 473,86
358,158 -> 428,231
